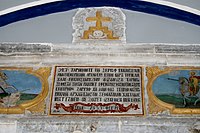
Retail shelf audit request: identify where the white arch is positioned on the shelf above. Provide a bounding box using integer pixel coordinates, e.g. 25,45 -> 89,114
141,0 -> 200,16
0,0 -> 63,15
0,0 -> 200,16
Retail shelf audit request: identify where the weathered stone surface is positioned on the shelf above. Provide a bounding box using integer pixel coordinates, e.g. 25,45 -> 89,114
16,117 -> 120,133
0,43 -> 51,53
1,43 -> 200,133
1,43 -> 200,66
0,119 -> 17,133
15,117 -> 200,133
155,44 -> 200,54
1,43 -> 200,55
121,117 -> 199,133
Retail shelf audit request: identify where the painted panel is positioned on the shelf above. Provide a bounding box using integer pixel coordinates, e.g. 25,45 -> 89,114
147,66 -> 200,114
0,67 -> 50,114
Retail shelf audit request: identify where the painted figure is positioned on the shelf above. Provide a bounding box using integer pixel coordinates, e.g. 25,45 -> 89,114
0,71 -> 19,107
178,76 -> 200,106
189,71 -> 200,96
167,72 -> 200,107
0,71 -> 18,92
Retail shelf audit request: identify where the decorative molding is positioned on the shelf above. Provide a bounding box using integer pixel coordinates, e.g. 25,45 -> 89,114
28,100 -> 46,114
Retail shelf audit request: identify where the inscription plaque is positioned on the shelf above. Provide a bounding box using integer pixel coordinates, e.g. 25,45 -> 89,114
50,66 -> 144,115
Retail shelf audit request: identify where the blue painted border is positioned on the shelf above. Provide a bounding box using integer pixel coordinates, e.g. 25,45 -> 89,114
0,0 -> 200,27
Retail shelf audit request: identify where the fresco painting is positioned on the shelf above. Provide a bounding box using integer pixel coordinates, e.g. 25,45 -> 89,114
152,70 -> 200,108
0,69 -> 42,108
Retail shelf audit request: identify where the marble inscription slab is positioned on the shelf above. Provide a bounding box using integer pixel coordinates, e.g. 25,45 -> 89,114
50,66 -> 144,116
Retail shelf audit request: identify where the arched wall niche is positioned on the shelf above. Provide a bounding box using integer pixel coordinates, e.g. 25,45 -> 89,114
0,0 -> 200,44
0,1 -> 200,133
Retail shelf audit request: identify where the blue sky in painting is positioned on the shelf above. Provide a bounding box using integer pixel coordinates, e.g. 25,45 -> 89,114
2,70 -> 42,94
152,70 -> 200,95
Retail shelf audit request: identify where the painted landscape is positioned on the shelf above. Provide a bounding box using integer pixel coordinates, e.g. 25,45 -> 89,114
0,70 -> 42,107
16,93 -> 38,105
156,94 -> 200,108
152,70 -> 200,108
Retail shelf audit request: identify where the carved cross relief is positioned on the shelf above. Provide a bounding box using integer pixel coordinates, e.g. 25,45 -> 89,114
82,11 -> 119,40
73,7 -> 126,44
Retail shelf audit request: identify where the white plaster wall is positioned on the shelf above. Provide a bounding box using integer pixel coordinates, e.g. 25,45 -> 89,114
165,0 -> 200,10
0,0 -> 36,11
1,0 -> 200,11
